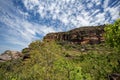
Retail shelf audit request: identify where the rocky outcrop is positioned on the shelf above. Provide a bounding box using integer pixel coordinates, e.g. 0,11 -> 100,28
44,25 -> 105,45
108,73 -> 120,80
0,50 -> 23,62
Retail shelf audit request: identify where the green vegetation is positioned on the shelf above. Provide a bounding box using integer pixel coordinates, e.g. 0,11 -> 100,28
105,19 -> 120,51
0,19 -> 120,80
0,41 -> 120,80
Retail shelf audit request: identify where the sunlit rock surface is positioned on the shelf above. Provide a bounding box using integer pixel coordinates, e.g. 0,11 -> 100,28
44,25 -> 105,45
0,50 -> 23,62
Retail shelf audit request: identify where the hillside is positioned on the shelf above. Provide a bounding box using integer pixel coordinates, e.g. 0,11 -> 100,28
0,25 -> 120,80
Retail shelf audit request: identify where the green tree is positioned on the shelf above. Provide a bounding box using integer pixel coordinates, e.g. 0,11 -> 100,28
105,19 -> 120,51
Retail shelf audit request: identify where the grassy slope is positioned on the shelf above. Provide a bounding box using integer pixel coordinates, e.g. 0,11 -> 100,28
0,41 -> 120,80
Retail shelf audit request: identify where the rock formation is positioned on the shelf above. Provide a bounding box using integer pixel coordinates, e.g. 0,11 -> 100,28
108,73 -> 120,80
0,50 -> 23,62
44,25 -> 105,45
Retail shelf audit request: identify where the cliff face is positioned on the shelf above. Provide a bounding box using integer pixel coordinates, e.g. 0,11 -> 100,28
44,26 -> 105,44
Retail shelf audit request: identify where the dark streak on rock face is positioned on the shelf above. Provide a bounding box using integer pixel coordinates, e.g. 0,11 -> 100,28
43,25 -> 105,45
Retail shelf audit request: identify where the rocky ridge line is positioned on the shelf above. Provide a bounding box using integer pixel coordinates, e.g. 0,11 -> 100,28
44,25 -> 105,45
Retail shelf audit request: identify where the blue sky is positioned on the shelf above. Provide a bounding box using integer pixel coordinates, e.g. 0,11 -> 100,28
0,0 -> 120,53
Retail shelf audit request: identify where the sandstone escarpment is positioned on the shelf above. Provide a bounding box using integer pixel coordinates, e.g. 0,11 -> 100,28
44,25 -> 105,44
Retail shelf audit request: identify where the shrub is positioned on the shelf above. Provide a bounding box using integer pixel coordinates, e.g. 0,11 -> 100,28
105,19 -> 120,51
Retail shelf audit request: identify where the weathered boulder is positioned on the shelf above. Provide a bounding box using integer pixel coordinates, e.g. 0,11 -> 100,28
44,25 -> 105,45
108,73 -> 120,80
0,50 -> 23,62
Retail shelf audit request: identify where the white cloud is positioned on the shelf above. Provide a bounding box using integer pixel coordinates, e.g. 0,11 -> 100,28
2,16 -> 55,42
87,3 -> 93,8
22,0 -> 120,28
0,0 -> 56,52
0,15 -> 56,52
107,7 -> 120,20
103,0 -> 109,9
0,0 -> 120,53
23,0 -> 39,10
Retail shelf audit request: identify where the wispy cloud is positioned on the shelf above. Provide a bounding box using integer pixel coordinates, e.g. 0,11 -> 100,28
0,0 -> 56,53
0,0 -> 120,53
22,0 -> 120,27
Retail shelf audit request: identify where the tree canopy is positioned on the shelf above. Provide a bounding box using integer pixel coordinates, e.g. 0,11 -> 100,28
105,19 -> 120,51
